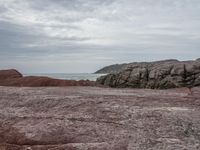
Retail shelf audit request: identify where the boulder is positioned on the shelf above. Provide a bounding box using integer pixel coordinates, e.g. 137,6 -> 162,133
97,59 -> 200,89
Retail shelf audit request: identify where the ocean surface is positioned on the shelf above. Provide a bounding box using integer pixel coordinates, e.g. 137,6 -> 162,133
24,73 -> 106,81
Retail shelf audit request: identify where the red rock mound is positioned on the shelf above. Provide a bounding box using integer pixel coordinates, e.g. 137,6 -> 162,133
0,69 -> 95,87
0,69 -> 23,80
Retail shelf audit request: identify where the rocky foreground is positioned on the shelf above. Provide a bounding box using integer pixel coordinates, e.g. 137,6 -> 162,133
0,86 -> 200,150
97,59 -> 200,89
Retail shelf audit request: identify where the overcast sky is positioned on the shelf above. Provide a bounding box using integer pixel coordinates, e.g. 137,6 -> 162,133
0,0 -> 200,73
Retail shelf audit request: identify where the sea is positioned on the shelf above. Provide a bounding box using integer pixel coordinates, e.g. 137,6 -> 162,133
23,73 -> 106,81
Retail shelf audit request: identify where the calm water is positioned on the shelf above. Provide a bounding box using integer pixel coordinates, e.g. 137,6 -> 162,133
24,73 -> 106,81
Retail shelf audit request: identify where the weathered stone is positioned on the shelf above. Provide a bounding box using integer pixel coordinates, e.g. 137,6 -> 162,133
0,86 -> 200,149
97,59 -> 200,89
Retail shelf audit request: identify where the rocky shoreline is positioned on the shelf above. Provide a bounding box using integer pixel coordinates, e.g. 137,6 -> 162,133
1,58 -> 200,89
0,69 -> 96,87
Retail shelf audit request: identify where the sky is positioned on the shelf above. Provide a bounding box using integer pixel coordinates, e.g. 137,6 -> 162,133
0,0 -> 200,73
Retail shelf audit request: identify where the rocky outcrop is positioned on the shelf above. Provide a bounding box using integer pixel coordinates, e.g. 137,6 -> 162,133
0,69 -> 95,87
0,69 -> 23,80
97,58 -> 200,89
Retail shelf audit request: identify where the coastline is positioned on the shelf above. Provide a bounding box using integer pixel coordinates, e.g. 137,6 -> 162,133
0,69 -> 97,87
23,73 -> 107,81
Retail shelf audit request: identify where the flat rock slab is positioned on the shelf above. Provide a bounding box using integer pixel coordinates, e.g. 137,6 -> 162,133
0,86 -> 200,150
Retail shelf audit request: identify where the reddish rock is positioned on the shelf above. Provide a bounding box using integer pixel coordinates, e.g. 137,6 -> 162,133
0,76 -> 95,87
0,86 -> 200,149
0,69 -> 22,80
0,69 -> 95,87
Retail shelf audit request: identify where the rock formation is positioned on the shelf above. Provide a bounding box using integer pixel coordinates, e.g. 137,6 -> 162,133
0,69 -> 95,87
0,69 -> 23,80
0,86 -> 200,149
97,58 -> 200,89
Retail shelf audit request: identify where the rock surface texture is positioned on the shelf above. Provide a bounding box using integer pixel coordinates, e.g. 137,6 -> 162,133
0,69 -> 95,87
0,86 -> 200,149
97,59 -> 200,89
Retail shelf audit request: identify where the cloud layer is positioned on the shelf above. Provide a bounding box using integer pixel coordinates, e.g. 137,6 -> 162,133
0,0 -> 200,73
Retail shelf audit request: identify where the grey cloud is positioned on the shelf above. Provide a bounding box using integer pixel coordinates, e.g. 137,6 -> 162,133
0,20 -> 90,48
0,0 -> 200,73
27,0 -> 116,13
0,4 -> 7,13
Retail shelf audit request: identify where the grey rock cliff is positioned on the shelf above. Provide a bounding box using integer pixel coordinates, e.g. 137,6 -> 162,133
97,59 -> 200,89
